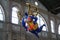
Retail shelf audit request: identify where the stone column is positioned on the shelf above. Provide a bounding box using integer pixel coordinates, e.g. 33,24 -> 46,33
0,0 -> 13,40
47,12 -> 52,40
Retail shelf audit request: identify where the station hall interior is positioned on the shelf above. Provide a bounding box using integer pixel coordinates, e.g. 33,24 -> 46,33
0,0 -> 60,40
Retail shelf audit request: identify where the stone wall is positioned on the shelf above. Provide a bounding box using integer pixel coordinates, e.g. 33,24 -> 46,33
0,0 -> 60,40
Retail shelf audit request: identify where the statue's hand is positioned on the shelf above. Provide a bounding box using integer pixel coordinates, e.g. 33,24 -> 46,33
24,19 -> 27,22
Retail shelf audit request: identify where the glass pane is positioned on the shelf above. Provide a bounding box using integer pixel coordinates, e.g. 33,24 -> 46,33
0,14 -> 3,21
12,7 -> 19,24
12,17 -> 18,24
37,14 -> 47,31
58,25 -> 60,34
37,15 -> 40,27
0,5 -> 4,21
12,7 -> 18,11
0,9 -> 2,14
50,20 -> 54,33
40,17 -> 45,25
12,11 -> 18,17
42,27 -> 47,31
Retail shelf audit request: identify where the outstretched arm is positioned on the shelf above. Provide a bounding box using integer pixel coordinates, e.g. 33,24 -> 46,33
22,18 -> 28,31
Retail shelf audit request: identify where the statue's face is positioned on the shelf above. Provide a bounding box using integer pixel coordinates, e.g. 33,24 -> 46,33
28,9 -> 37,16
33,12 -> 37,16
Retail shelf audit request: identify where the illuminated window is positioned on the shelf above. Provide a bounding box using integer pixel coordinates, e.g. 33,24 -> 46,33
50,20 -> 55,33
0,5 -> 5,21
37,14 -> 47,31
12,7 -> 19,24
58,25 -> 60,34
35,1 -> 38,6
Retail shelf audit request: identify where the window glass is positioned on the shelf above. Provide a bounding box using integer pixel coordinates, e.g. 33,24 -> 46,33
12,7 -> 19,24
37,14 -> 47,31
50,20 -> 55,33
58,25 -> 60,34
0,5 -> 5,21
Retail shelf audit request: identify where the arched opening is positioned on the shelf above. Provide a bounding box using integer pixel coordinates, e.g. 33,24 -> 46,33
58,24 -> 60,34
0,5 -> 5,21
12,7 -> 19,24
37,14 -> 48,31
50,20 -> 55,33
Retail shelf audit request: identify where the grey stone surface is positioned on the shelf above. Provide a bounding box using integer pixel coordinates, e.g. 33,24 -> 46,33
0,0 -> 60,40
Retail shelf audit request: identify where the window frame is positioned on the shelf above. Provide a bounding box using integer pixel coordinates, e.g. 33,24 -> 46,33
37,14 -> 48,31
0,5 -> 5,21
50,20 -> 55,33
11,7 -> 19,24
58,24 -> 60,34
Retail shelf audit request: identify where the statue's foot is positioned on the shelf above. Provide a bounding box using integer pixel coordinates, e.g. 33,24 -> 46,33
43,24 -> 46,26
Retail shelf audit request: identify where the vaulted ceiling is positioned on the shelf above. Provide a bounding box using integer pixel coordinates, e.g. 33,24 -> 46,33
12,0 -> 60,15
38,0 -> 60,15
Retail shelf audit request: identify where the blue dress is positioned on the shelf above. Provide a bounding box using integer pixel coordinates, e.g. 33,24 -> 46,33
22,13 -> 46,38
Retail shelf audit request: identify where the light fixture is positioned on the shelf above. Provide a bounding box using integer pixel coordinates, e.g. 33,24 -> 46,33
35,2 -> 38,6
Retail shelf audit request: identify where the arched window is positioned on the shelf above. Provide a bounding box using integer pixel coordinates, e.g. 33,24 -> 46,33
37,14 -> 48,31
58,24 -> 60,34
12,7 -> 19,24
0,5 -> 5,21
50,20 -> 55,33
